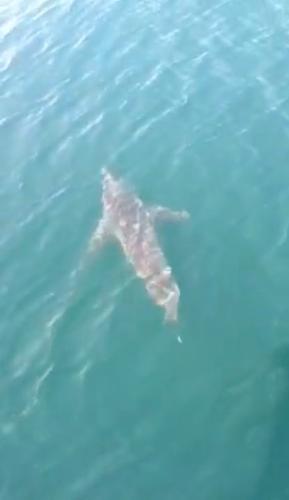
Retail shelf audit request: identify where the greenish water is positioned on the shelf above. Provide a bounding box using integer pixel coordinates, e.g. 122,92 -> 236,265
1,0 -> 289,499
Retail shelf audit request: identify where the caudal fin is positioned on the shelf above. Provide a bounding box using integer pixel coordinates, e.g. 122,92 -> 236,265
164,303 -> 178,323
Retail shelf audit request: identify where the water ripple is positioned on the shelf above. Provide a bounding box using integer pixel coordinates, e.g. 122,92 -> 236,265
1,0 -> 289,497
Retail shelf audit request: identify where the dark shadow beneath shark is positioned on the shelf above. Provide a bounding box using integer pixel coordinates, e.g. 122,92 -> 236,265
252,345 -> 289,500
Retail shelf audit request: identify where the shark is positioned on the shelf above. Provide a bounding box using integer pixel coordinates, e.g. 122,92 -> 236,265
88,168 -> 189,324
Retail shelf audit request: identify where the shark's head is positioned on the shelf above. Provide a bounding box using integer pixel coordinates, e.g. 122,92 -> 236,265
101,167 -> 131,206
101,166 -> 111,177
101,167 -> 115,187
101,167 -> 119,202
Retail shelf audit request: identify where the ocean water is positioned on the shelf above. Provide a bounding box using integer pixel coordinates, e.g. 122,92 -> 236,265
1,0 -> 289,498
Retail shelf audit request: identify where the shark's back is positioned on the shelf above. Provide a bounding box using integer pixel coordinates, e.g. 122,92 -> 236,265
102,177 -> 165,280
91,168 -> 189,323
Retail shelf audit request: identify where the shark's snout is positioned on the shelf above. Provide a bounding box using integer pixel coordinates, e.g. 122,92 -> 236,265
101,167 -> 117,187
101,167 -> 114,191
101,167 -> 109,178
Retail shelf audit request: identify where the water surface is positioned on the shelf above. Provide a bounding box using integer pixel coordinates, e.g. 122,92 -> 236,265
1,0 -> 289,499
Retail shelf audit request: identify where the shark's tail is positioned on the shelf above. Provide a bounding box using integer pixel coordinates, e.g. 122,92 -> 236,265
163,311 -> 183,345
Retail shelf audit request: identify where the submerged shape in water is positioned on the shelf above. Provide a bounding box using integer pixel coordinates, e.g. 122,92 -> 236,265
88,168 -> 189,322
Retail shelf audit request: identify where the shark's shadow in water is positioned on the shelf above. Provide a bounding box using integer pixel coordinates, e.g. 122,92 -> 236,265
253,344 -> 289,500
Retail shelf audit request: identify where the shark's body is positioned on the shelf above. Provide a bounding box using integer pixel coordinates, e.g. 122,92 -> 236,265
89,168 -> 189,322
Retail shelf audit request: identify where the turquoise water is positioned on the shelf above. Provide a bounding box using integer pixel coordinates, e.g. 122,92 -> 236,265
1,0 -> 289,498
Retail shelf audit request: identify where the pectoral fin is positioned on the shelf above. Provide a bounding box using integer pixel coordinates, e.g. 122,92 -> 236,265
149,205 -> 190,223
88,216 -> 112,254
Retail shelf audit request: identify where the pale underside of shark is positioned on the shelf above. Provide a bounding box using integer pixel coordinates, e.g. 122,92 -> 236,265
88,168 -> 189,323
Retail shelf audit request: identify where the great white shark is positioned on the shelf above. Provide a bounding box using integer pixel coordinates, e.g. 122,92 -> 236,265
88,168 -> 189,324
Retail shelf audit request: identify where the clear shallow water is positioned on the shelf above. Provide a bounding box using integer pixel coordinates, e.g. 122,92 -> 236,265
1,0 -> 289,499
